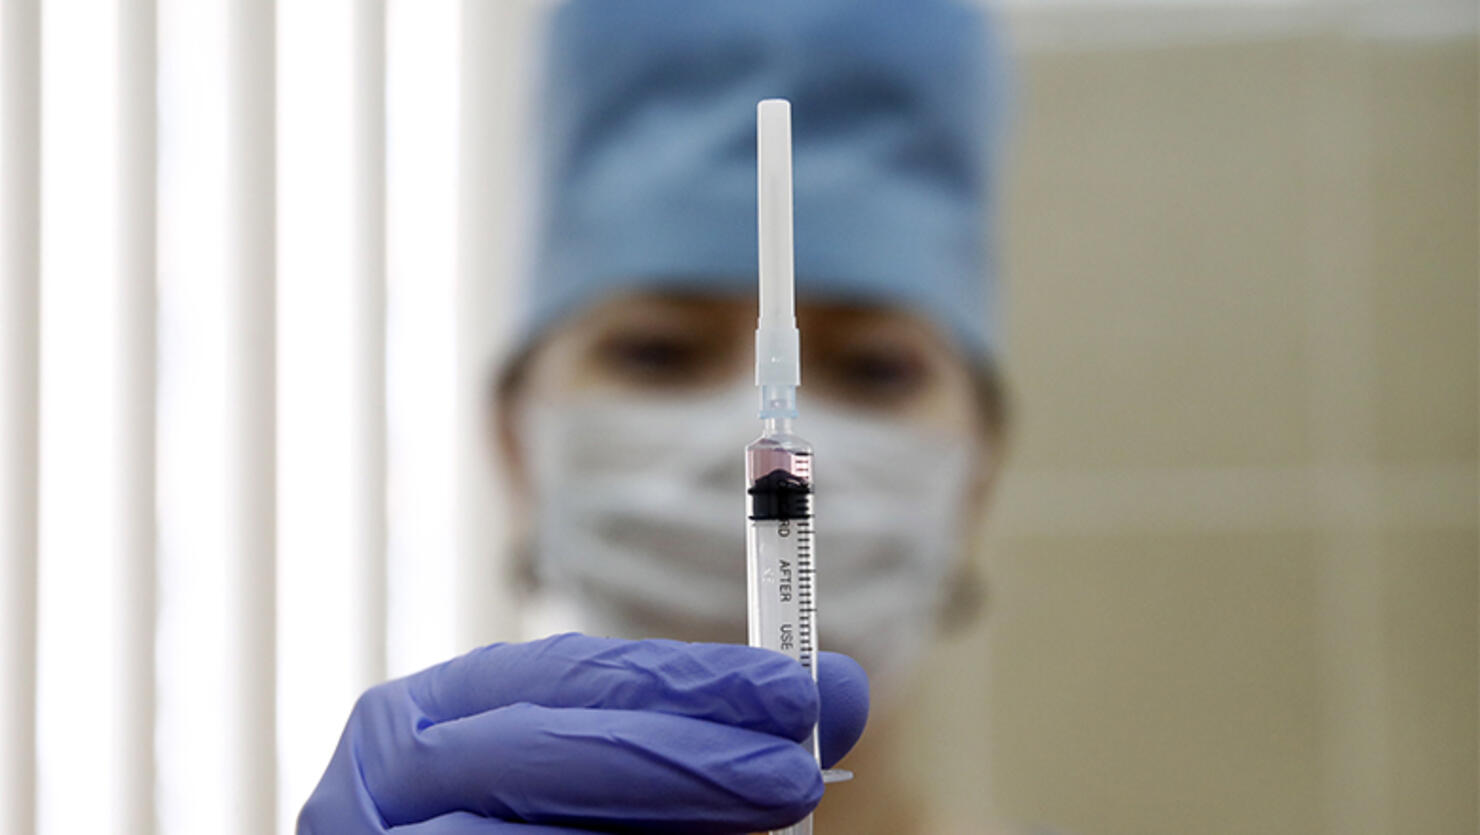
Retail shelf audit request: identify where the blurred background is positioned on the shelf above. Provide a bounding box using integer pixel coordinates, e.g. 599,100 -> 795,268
0,2 -> 1474,835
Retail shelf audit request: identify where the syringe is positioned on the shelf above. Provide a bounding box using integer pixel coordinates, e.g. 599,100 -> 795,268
746,98 -> 849,835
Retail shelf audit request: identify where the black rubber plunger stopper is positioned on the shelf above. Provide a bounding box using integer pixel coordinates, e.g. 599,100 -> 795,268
747,468 -> 812,521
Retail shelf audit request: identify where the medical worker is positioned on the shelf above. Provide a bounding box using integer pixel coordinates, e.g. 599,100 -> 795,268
301,1 -> 1028,833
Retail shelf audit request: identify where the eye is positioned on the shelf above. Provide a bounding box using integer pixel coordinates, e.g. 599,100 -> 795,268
827,345 -> 929,404
593,331 -> 711,385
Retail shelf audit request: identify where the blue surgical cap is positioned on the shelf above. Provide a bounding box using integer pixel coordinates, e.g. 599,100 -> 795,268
522,0 -> 1010,361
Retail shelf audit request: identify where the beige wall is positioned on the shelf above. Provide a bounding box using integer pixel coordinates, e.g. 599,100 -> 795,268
905,24 -> 1477,835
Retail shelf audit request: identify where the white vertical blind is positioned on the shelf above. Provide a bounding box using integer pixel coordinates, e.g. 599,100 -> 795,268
0,1 -> 41,833
155,0 -> 233,830
454,0 -> 504,650
350,0 -> 388,695
384,0 -> 461,678
275,0 -> 390,829
117,1 -> 158,833
35,5 -> 126,835
454,0 -> 532,650
222,0 -> 277,832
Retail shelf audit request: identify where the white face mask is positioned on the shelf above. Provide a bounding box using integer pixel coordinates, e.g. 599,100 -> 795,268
519,384 -> 981,698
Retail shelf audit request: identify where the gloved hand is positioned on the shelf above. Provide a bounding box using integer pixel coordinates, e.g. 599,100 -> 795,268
298,633 -> 870,834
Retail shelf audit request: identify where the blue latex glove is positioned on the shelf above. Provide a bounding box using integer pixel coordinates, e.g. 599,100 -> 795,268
298,633 -> 870,834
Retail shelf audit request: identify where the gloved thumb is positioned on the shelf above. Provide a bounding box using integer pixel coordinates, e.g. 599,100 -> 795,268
817,651 -> 869,768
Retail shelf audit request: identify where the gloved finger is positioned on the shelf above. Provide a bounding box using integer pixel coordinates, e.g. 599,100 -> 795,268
817,651 -> 869,768
406,633 -> 817,741
297,730 -> 384,834
391,811 -> 603,834
366,703 -> 823,833
299,724 -> 610,835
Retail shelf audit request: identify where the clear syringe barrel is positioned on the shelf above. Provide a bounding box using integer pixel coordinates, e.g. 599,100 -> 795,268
745,430 -> 817,702
746,396 -> 820,835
